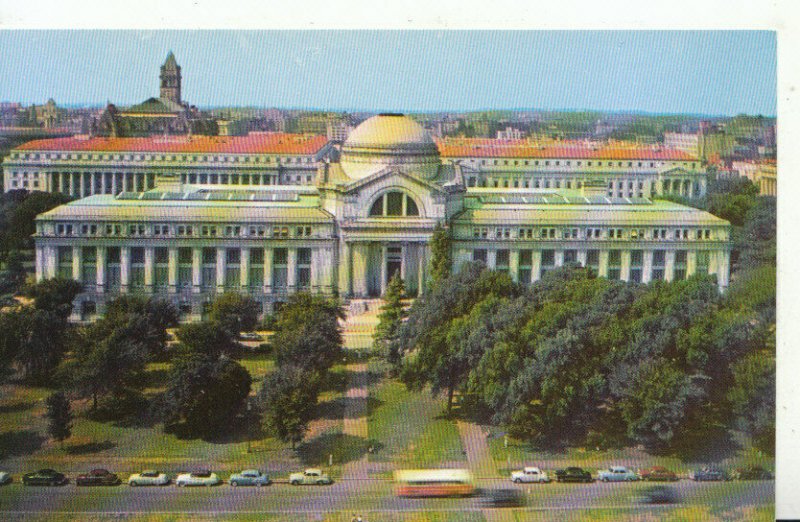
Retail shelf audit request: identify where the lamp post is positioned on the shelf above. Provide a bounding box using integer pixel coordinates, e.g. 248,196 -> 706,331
246,401 -> 252,454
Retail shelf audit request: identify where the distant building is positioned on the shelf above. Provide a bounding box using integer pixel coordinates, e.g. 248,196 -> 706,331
663,131 -> 701,158
496,126 -> 524,140
732,160 -> 776,196
94,52 -> 217,138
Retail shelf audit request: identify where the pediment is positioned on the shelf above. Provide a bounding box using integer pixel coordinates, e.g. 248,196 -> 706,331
340,166 -> 445,196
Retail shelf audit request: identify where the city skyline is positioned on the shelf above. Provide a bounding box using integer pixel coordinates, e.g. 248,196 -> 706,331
0,30 -> 777,116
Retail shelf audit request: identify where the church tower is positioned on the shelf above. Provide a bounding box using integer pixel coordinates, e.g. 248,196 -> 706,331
159,51 -> 182,104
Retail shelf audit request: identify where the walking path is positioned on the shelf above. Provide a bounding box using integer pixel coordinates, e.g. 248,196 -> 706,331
457,420 -> 506,522
342,362 -> 369,482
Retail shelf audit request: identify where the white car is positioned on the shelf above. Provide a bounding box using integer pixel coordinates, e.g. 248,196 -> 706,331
175,470 -> 221,487
289,468 -> 332,485
510,467 -> 550,484
0,471 -> 12,485
128,470 -> 170,486
598,466 -> 639,482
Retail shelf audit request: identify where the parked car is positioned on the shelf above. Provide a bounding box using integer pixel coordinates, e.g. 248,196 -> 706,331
477,488 -> 526,508
128,470 -> 170,486
229,469 -> 272,487
239,332 -> 263,341
0,471 -> 11,485
76,469 -> 121,486
733,466 -> 772,480
636,485 -> 680,504
289,468 -> 332,485
175,470 -> 221,487
555,467 -> 593,483
598,466 -> 639,482
511,466 -> 550,484
689,467 -> 729,482
639,466 -> 679,482
22,469 -> 68,486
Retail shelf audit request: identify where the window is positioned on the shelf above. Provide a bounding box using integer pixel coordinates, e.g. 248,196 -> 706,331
586,250 -> 600,271
177,248 -> 192,289
518,250 -> 532,285
472,249 -> 487,264
629,250 -> 643,283
370,191 -> 420,217
652,250 -> 666,281
564,250 -> 577,264
696,250 -> 710,275
540,250 -> 555,278
272,248 -> 288,292
608,250 -> 622,280
674,250 -> 687,280
496,250 -> 509,274
225,249 -> 241,288
297,248 -> 312,289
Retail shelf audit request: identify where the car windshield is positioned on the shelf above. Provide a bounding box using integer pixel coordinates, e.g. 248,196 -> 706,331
142,471 -> 158,477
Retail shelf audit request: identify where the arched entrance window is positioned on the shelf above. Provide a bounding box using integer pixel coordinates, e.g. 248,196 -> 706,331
369,191 -> 420,217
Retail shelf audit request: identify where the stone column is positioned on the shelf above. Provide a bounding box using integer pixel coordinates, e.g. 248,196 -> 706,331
287,247 -> 297,293
531,250 -> 542,282
352,243 -> 368,297
79,173 -> 86,198
665,250 -> 676,282
144,247 -> 154,291
240,247 -> 250,290
168,247 -> 178,293
554,250 -> 564,267
191,248 -> 202,293
718,250 -> 730,290
72,246 -> 82,282
337,242 -> 350,297
111,173 -> 118,195
620,250 -> 631,281
264,248 -> 273,294
509,249 -> 520,282
381,244 -> 389,293
486,249 -> 497,270
216,247 -> 226,293
35,245 -> 44,282
577,250 -> 588,268
686,250 -> 697,277
100,172 -> 107,194
45,246 -> 57,279
120,246 -> 130,293
417,243 -> 426,295
598,250 -> 610,278
96,246 -> 106,293
642,250 -> 654,284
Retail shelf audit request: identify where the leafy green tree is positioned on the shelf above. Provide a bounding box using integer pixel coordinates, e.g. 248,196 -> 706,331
259,365 -> 320,448
25,278 -> 83,319
96,296 -> 178,359
737,196 -> 776,270
428,222 -> 452,290
45,391 -> 72,448
374,273 -> 406,366
728,353 -> 775,455
1,191 -> 71,255
14,307 -> 73,384
209,292 -> 260,336
176,321 -> 237,359
162,356 -> 252,437
272,292 -> 344,373
0,250 -> 27,294
0,307 -> 27,382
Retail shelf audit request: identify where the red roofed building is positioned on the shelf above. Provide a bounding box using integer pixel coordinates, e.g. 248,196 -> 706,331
437,137 -> 706,198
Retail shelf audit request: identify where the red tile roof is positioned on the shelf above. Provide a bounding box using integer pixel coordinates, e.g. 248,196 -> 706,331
436,138 -> 699,161
16,133 -> 328,155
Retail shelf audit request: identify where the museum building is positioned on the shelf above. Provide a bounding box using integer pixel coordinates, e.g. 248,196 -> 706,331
30,114 -> 731,321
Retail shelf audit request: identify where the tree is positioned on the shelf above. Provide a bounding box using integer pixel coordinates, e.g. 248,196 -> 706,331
0,250 -> 27,295
728,353 -> 775,455
25,278 -> 83,319
737,196 -> 776,270
258,365 -> 320,449
374,273 -> 406,366
209,292 -> 260,336
46,391 -> 72,448
162,356 -> 252,438
14,307 -> 73,384
428,222 -> 452,290
97,296 -> 178,359
1,190 -> 71,256
272,293 -> 344,373
176,321 -> 237,359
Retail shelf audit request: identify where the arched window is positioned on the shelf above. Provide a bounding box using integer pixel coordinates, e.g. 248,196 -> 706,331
369,191 -> 420,217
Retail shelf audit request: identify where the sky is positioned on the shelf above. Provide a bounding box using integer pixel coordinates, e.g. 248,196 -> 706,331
0,30 -> 777,116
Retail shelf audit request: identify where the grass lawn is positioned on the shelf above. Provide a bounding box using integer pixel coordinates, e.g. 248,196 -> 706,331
0,354 -> 352,482
367,367 -> 465,469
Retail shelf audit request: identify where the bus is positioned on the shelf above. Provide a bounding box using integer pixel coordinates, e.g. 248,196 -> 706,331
394,469 -> 475,498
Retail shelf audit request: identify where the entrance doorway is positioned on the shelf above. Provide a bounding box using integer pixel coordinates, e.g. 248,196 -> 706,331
386,247 -> 402,286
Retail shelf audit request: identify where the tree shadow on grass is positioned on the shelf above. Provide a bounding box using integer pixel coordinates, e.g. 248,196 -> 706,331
65,440 -> 117,455
0,430 -> 46,458
320,369 -> 350,393
296,433 -> 384,467
0,401 -> 36,414
315,397 -> 383,420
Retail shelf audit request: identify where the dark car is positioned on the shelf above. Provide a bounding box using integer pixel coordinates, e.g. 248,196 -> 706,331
639,466 -> 679,482
76,469 -> 121,486
22,469 -> 68,486
734,466 -> 772,480
555,467 -> 593,483
637,485 -> 679,504
690,467 -> 728,482
478,488 -> 526,508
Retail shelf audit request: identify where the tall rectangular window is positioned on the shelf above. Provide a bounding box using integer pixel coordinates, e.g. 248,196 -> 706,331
178,248 -> 192,289
81,247 -> 97,284
273,248 -> 288,292
225,248 -> 241,289
107,247 -> 121,289
564,249 -> 577,264
201,248 -> 216,290
674,250 -> 687,280
540,249 -> 555,278
130,247 -> 145,289
518,250 -> 532,285
297,248 -> 311,289
472,249 -> 487,264
608,250 -> 622,280
249,249 -> 264,289
696,250 -> 710,275
154,247 -> 169,291
652,250 -> 666,281
496,249 -> 509,274
629,250 -> 643,283
57,246 -> 73,279
586,250 -> 600,272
